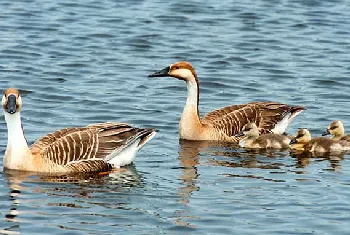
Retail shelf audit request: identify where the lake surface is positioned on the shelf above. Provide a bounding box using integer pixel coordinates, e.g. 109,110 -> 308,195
1,0 -> 350,234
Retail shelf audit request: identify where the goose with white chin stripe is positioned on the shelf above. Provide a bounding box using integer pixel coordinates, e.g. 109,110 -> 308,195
149,61 -> 305,142
2,88 -> 156,173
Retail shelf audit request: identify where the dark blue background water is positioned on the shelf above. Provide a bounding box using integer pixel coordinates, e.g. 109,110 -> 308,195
1,0 -> 350,234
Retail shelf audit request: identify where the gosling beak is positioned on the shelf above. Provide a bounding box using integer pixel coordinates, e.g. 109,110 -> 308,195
7,94 -> 17,114
148,66 -> 170,78
290,138 -> 298,145
322,129 -> 330,136
234,131 -> 244,137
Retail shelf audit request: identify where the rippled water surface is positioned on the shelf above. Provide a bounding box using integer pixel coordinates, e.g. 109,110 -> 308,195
1,0 -> 350,234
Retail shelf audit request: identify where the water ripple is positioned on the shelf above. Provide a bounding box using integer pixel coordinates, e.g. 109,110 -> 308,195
1,0 -> 350,234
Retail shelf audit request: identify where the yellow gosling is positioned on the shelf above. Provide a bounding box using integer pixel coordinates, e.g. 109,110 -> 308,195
235,123 -> 291,149
2,88 -> 156,173
290,128 -> 343,153
149,61 -> 305,143
322,120 -> 350,142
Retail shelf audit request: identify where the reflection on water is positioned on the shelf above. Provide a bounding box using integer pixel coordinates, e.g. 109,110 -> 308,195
1,0 -> 350,233
177,140 -> 201,205
177,140 -> 240,202
178,140 -> 346,186
0,166 -> 143,235
291,151 -> 345,171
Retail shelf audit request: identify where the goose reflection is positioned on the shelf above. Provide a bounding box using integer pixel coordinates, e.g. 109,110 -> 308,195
176,139 -> 211,228
1,165 -> 143,234
176,140 -> 291,227
178,141 -> 288,198
178,140 -> 241,203
207,146 -> 290,170
178,140 -> 292,189
290,150 -> 345,171
178,139 -> 202,205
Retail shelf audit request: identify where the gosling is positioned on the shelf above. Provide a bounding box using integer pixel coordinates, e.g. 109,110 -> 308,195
290,128 -> 343,153
322,120 -> 350,142
235,123 -> 291,149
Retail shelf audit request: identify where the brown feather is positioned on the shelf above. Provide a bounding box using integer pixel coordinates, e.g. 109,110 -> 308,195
30,122 -> 155,172
203,102 -> 304,137
66,159 -> 113,172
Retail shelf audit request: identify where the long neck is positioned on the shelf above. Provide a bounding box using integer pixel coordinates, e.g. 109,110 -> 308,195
4,111 -> 29,169
179,79 -> 202,139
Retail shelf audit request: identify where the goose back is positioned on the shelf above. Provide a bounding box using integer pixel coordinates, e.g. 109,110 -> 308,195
31,122 -> 155,172
202,102 -> 304,137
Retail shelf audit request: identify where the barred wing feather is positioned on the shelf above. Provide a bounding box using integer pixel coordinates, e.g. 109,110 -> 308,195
30,123 -> 152,169
202,102 -> 299,137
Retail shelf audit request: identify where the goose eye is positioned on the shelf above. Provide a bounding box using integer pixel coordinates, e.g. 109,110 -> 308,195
330,126 -> 338,130
174,66 -> 180,70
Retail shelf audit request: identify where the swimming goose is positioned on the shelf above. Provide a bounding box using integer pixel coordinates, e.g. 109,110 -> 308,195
235,123 -> 291,149
322,120 -> 350,142
149,61 -> 305,142
2,88 -> 156,173
290,128 -> 343,153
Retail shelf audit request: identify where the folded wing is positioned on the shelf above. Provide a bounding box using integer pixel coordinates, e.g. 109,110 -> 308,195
30,123 -> 154,171
202,102 -> 304,137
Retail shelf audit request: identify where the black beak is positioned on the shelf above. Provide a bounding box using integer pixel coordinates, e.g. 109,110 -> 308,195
7,94 -> 17,114
148,66 -> 170,78
234,131 -> 244,137
322,129 -> 330,136
290,138 -> 297,144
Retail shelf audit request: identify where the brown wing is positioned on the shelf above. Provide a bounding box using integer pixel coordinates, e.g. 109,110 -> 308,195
203,102 -> 300,137
65,159 -> 113,172
30,122 -> 151,167
202,104 -> 250,123
30,126 -> 98,165
91,123 -> 155,161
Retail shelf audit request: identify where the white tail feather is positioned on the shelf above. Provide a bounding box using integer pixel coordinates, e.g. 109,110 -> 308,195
272,110 -> 304,134
107,131 -> 156,167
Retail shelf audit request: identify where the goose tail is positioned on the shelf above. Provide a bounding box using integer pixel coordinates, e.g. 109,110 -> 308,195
272,106 -> 306,134
107,128 -> 157,167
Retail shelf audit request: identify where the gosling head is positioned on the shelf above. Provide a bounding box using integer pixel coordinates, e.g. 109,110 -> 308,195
322,120 -> 344,137
290,128 -> 312,144
2,88 -> 22,115
235,123 -> 260,138
148,61 -> 197,82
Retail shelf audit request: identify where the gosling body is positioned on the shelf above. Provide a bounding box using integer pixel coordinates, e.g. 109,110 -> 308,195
290,128 -> 343,153
236,123 -> 291,149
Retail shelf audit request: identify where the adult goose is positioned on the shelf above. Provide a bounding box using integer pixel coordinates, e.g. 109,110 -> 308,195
149,61 -> 305,142
235,123 -> 291,149
2,88 -> 156,173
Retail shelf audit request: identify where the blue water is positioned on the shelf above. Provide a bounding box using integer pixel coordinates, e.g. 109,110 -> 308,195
1,0 -> 350,234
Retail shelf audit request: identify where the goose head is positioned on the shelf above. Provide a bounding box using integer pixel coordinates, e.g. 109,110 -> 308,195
2,88 -> 22,114
148,61 -> 198,82
235,123 -> 260,138
322,120 -> 344,137
290,128 -> 312,144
